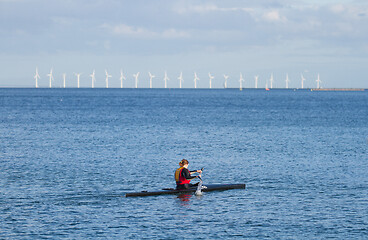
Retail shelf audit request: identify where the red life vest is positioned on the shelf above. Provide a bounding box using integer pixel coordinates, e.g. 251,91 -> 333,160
175,167 -> 191,185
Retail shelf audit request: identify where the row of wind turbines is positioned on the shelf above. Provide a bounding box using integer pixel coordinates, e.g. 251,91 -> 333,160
34,68 -> 322,89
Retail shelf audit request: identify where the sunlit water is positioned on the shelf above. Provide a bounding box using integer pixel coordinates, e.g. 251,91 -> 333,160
1,88 -> 367,239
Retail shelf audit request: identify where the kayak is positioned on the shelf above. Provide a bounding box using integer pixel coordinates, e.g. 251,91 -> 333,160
125,183 -> 245,197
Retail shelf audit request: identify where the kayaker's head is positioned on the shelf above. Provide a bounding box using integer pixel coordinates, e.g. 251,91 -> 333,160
179,159 -> 189,168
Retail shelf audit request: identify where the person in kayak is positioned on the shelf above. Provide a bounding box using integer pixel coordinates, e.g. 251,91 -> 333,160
175,159 -> 202,190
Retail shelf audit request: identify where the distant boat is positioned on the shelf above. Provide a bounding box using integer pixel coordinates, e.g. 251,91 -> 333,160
265,83 -> 270,91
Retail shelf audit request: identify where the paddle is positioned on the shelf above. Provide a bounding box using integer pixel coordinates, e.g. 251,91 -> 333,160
195,168 -> 204,196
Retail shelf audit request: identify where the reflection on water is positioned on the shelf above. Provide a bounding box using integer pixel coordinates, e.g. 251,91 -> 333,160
176,193 -> 204,206
177,194 -> 192,205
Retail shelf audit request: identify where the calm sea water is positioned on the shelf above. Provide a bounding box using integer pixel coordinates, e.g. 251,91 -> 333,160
1,88 -> 367,239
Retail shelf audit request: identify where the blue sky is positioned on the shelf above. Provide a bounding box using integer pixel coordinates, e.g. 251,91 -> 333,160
1,0 -> 367,88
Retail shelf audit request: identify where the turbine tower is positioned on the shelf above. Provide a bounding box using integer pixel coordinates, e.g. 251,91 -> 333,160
133,72 -> 140,88
255,75 -> 259,88
105,70 -> 111,88
148,72 -> 155,88
316,74 -> 321,89
164,71 -> 169,88
270,73 -> 274,89
120,70 -> 126,88
178,72 -> 183,88
239,73 -> 244,90
75,73 -> 82,88
208,73 -> 214,89
223,75 -> 229,89
301,74 -> 306,89
34,67 -> 40,88
90,70 -> 96,88
194,72 -> 200,89
285,74 -> 290,89
47,68 -> 53,88
62,73 -> 66,88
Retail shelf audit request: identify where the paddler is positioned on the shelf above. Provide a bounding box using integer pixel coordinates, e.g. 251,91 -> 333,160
175,159 -> 202,190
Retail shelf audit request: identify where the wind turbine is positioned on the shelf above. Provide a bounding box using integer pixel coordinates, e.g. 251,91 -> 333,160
90,70 -> 96,88
285,74 -> 290,89
34,67 -> 40,88
178,72 -> 183,88
133,72 -> 140,88
301,74 -> 306,89
223,75 -> 229,89
194,72 -> 200,88
148,72 -> 155,88
316,74 -> 321,89
120,70 -> 126,88
239,73 -> 244,90
75,73 -> 82,88
208,72 -> 214,89
62,73 -> 66,88
105,70 -> 111,88
164,71 -> 169,88
255,75 -> 259,88
47,68 -> 53,88
270,73 -> 274,89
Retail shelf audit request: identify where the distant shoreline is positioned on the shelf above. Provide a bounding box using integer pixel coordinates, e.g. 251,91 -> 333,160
310,88 -> 365,91
0,87 -> 366,91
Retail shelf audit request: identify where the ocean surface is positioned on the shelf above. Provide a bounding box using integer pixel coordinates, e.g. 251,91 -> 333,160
1,88 -> 367,239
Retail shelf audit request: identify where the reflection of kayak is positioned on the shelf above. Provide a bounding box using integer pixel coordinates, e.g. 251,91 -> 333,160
125,183 -> 246,197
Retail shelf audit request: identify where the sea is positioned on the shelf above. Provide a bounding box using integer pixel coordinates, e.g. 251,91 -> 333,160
1,88 -> 367,239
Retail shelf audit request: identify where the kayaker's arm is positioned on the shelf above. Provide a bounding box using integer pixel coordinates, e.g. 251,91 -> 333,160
182,168 -> 198,180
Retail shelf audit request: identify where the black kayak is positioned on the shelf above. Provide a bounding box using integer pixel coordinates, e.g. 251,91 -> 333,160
125,183 -> 245,197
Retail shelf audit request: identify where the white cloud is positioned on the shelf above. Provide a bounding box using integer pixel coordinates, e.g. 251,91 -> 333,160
101,23 -> 190,39
262,10 -> 287,23
173,4 -> 254,14
330,4 -> 345,14
162,29 -> 190,39
329,3 -> 368,19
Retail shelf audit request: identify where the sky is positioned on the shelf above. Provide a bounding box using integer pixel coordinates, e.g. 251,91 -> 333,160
0,0 -> 367,88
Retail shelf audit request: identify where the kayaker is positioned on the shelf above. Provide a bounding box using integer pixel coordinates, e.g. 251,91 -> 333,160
175,159 -> 202,190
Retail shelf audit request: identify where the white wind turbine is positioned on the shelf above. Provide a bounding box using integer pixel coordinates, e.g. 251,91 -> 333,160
75,73 -> 82,88
62,73 -> 66,88
285,74 -> 290,89
105,70 -> 112,88
254,75 -> 259,88
47,68 -> 53,88
34,67 -> 40,88
223,74 -> 229,88
316,74 -> 321,89
164,71 -> 169,88
148,72 -> 155,88
270,73 -> 274,89
133,72 -> 140,88
239,73 -> 244,90
301,74 -> 306,89
90,70 -> 96,88
178,72 -> 183,88
120,70 -> 126,88
208,73 -> 214,89
194,72 -> 200,88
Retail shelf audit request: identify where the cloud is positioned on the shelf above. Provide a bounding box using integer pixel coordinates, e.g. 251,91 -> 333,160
101,23 -> 190,39
330,4 -> 345,14
173,3 -> 254,15
262,10 -> 287,23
